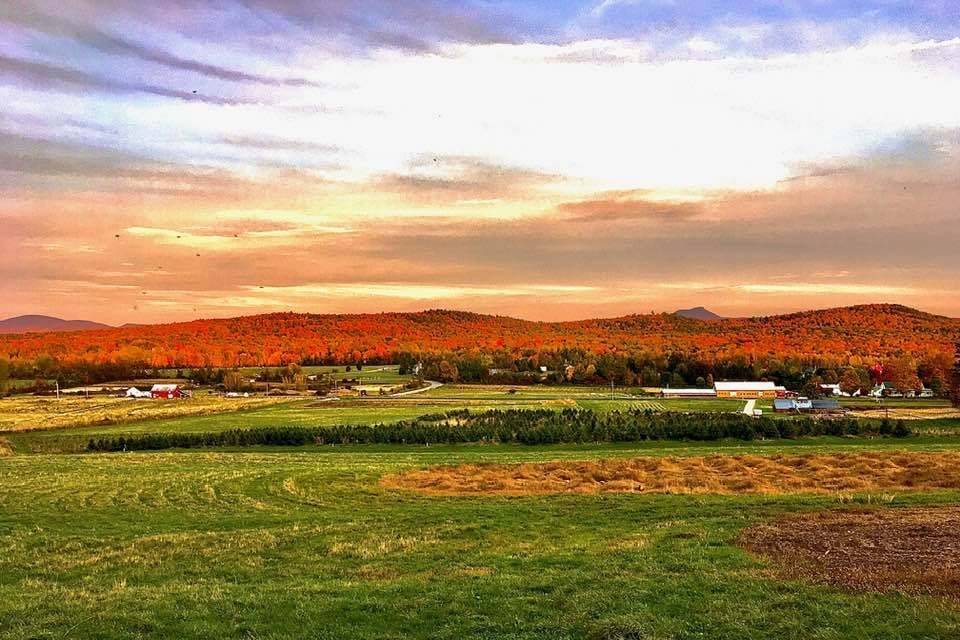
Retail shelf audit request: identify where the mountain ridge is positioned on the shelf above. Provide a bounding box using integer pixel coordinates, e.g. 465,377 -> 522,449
673,306 -> 723,320
0,304 -> 956,368
0,315 -> 112,334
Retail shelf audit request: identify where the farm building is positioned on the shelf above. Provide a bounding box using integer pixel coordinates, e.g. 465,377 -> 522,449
150,384 -> 182,399
659,388 -> 717,398
869,382 -> 901,398
812,399 -> 842,412
125,387 -> 151,399
773,398 -> 842,413
773,398 -> 797,412
819,383 -> 861,397
714,381 -> 782,399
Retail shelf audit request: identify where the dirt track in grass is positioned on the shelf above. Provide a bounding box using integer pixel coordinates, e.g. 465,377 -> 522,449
381,451 -> 960,496
740,506 -> 960,601
848,407 -> 960,420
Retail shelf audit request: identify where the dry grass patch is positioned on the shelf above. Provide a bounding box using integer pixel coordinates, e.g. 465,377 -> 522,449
740,506 -> 960,600
848,407 -> 960,420
0,437 -> 12,456
452,566 -> 496,577
381,451 -> 960,496
327,533 -> 439,559
0,395 -> 296,433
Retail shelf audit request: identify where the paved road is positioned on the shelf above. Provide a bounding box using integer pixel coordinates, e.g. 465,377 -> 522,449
741,399 -> 757,415
390,380 -> 443,397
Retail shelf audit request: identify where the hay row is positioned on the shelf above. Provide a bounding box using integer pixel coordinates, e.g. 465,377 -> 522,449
382,451 -> 960,496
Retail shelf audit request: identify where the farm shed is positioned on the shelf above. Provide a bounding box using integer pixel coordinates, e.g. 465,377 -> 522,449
714,381 -> 780,399
125,387 -> 150,399
150,384 -> 181,399
774,398 -> 842,413
773,398 -> 798,412
812,399 -> 842,412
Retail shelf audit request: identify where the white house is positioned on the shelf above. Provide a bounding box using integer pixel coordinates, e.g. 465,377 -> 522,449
870,382 -> 902,398
818,383 -> 859,397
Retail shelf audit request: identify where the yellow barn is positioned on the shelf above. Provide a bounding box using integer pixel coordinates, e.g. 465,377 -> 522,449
714,381 -> 780,399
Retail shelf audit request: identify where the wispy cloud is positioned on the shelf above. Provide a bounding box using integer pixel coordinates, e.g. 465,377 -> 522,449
659,282 -> 924,296
247,282 -> 599,300
0,54 -> 254,104
558,191 -> 703,222
125,223 -> 353,250
0,5 -> 326,87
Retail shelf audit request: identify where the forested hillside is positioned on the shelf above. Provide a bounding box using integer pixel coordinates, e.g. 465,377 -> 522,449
0,304 -> 956,392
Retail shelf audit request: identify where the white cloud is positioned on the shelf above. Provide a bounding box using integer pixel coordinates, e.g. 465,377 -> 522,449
61,36 -> 955,198
4,35 -> 960,210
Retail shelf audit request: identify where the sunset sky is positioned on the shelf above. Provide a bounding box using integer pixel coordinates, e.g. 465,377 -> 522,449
3,0 -> 960,323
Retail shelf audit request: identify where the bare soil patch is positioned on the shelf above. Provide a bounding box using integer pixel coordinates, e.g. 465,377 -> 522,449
740,506 -> 960,600
381,452 -> 960,496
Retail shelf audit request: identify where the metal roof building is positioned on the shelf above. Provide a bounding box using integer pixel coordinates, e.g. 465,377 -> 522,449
714,381 -> 779,398
773,398 -> 798,412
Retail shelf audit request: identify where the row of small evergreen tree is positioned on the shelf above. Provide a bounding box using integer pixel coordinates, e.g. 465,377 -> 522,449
86,408 -> 910,452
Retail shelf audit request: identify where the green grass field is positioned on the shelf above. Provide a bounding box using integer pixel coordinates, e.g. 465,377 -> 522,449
4,379 -> 960,638
3,441 -> 960,639
4,399 -> 564,453
7,386 -> 959,454
6,402 -> 746,454
228,364 -> 414,385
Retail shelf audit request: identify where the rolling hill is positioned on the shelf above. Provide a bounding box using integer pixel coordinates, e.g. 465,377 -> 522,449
0,315 -> 112,334
0,304 -> 957,369
673,306 -> 723,320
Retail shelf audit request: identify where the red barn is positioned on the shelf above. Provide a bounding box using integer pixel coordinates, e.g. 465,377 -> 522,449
150,384 -> 181,399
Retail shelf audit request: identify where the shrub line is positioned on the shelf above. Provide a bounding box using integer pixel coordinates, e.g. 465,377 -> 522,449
86,408 -> 911,452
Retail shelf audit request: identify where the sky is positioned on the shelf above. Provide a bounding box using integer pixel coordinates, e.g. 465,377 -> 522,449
2,0 -> 960,323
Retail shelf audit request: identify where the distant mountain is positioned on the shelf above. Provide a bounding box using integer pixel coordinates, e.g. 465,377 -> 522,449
0,315 -> 112,334
673,306 -> 723,320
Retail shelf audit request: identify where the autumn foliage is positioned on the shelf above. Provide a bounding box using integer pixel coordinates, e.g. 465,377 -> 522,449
0,304 -> 957,376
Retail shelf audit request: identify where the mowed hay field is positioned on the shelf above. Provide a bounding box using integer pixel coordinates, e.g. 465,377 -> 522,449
4,392 -> 747,454
4,443 -> 960,638
382,451 -> 960,496
0,394 -> 299,433
6,398 -> 584,453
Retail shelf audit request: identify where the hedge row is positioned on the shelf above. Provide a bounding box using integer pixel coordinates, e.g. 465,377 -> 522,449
86,408 -> 911,452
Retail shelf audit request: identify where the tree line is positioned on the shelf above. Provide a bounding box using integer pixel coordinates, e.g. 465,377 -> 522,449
400,349 -> 951,397
87,408 -> 911,452
1,343 -> 953,399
